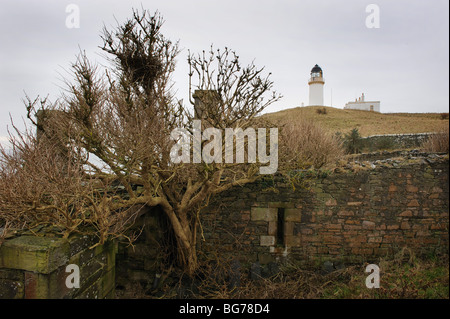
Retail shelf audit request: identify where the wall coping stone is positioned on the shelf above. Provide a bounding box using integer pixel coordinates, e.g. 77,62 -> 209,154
0,236 -> 69,274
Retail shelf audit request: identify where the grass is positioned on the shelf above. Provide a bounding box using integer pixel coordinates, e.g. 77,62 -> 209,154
319,255 -> 449,299
262,106 -> 449,137
117,249 -> 449,299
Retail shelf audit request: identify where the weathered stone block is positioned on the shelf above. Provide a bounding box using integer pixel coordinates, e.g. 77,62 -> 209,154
284,222 -> 294,236
325,198 -> 337,206
406,185 -> 419,193
407,199 -> 420,207
347,201 -> 363,206
0,269 -> 23,299
400,221 -> 410,230
251,207 -> 277,222
0,235 -> 116,299
0,236 -> 69,274
260,236 -> 275,246
386,224 -> 400,230
284,208 -> 301,222
324,223 -> 342,230
399,210 -> 413,217
24,265 -> 74,299
321,235 -> 342,244
285,235 -> 301,247
388,184 -> 397,192
69,235 -> 97,257
431,186 -> 443,193
268,202 -> 294,208
337,210 -> 354,217
0,278 -> 23,299
368,236 -> 383,243
268,221 -> 277,236
362,221 -> 376,229
257,253 -> 275,264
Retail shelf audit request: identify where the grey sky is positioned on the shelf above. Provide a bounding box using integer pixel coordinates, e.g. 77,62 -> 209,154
0,0 -> 449,137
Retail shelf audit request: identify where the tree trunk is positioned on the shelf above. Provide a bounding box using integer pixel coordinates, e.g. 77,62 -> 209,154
161,204 -> 198,276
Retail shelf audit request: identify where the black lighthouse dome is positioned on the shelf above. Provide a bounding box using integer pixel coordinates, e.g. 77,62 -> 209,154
311,64 -> 322,74
311,64 -> 322,73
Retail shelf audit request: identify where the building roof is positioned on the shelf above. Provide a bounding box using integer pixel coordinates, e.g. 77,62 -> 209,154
311,64 -> 322,73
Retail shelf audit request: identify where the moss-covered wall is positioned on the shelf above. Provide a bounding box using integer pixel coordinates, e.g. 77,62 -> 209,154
199,156 -> 449,266
0,235 -> 116,299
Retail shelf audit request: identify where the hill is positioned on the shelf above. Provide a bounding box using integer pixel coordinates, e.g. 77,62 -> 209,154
262,106 -> 449,137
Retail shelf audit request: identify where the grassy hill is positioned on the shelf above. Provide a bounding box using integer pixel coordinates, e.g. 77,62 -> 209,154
262,106 -> 449,137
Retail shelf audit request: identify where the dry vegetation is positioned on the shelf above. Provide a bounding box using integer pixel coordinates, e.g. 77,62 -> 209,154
0,9 -> 284,276
263,106 -> 449,137
1,9 -> 336,276
117,248 -> 449,299
278,118 -> 344,170
421,126 -> 449,153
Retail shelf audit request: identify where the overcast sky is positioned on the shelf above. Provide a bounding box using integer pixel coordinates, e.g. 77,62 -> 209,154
0,0 -> 449,137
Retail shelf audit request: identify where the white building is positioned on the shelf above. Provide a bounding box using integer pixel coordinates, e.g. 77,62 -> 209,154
308,64 -> 324,106
344,93 -> 380,112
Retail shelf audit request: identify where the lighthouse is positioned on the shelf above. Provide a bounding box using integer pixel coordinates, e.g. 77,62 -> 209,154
308,64 -> 324,106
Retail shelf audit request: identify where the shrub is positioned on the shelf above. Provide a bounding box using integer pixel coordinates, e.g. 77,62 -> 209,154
279,118 -> 344,169
421,127 -> 449,153
343,128 -> 364,154
440,113 -> 449,120
316,107 -> 327,115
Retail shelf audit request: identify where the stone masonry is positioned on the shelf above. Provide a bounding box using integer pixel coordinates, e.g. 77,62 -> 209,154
1,151 -> 447,297
0,235 -> 116,299
199,153 -> 449,266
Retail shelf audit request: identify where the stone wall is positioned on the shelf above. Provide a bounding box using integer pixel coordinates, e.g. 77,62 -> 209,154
0,235 -> 116,299
2,152 -> 447,297
114,152 -> 448,289
199,155 -> 449,267
362,133 -> 433,150
115,206 -> 169,295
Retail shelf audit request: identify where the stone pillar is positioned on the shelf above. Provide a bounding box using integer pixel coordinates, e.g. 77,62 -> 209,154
0,235 -> 116,299
192,90 -> 220,119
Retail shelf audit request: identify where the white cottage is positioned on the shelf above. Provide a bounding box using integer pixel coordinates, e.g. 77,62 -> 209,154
344,93 -> 380,112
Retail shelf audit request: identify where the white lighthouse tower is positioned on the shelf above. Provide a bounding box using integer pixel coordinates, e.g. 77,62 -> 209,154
308,64 -> 325,106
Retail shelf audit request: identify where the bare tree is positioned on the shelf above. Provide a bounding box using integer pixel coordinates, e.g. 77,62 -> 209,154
0,9 -> 281,275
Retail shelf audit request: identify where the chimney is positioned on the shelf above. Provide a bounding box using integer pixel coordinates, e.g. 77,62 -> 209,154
192,90 -> 220,119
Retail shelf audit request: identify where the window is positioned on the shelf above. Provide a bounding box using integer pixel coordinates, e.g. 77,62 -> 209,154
276,208 -> 285,246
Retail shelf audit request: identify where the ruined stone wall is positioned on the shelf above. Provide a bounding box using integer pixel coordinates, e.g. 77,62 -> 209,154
115,206 -> 169,294
114,153 -> 448,290
362,133 -> 432,149
2,152 -> 447,298
0,235 -> 116,299
199,156 -> 449,267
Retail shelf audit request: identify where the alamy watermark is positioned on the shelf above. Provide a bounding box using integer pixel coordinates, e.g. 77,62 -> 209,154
65,4 -> 80,29
365,4 -> 380,29
365,264 -> 380,288
65,264 -> 80,289
170,120 -> 278,174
